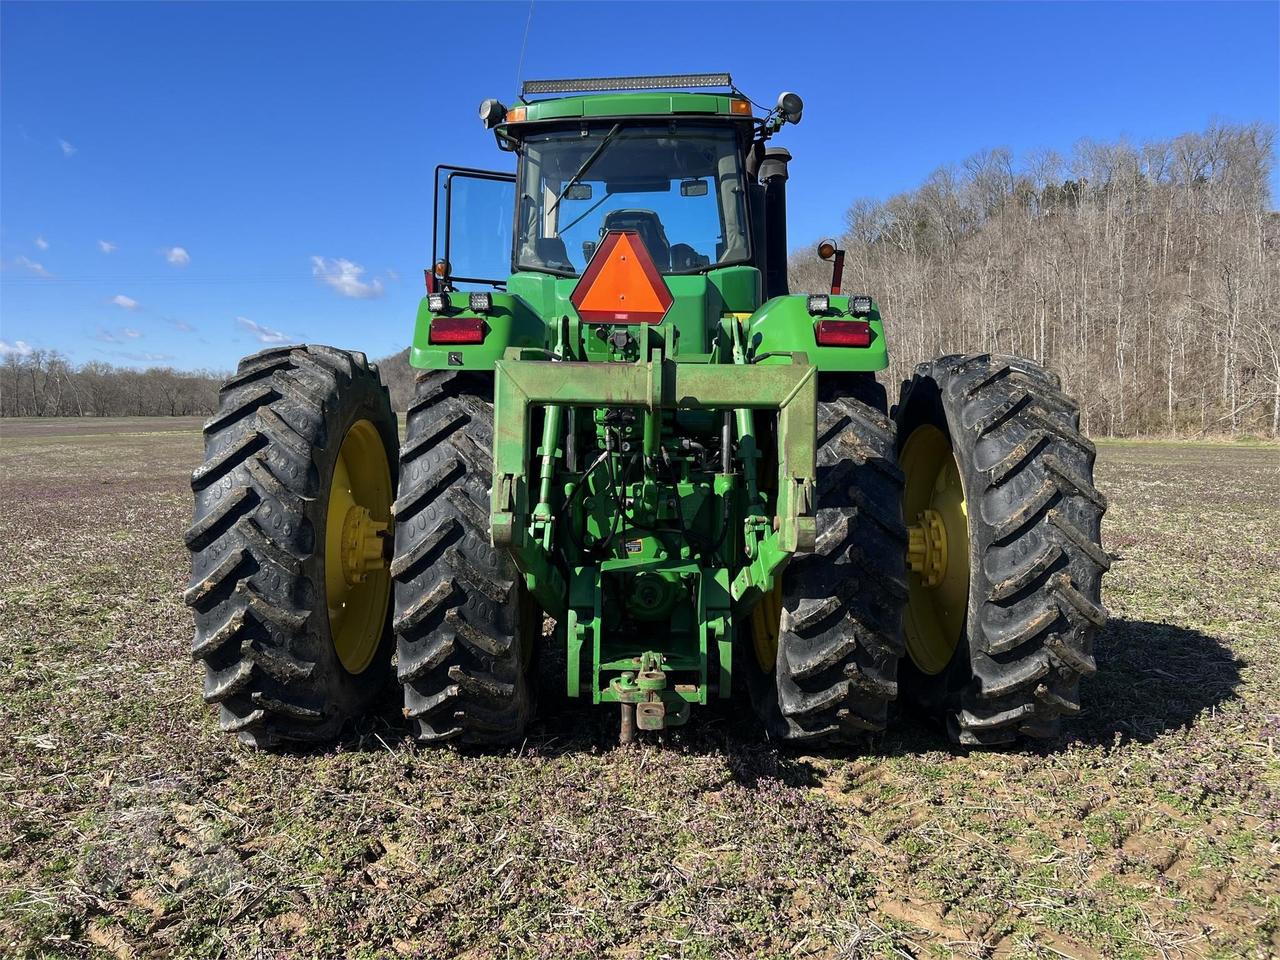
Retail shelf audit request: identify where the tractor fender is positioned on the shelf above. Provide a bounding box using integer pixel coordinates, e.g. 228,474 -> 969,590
409,292 -> 546,370
745,294 -> 889,373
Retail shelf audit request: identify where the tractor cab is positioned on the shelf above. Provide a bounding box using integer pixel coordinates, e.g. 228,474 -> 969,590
512,122 -> 748,277
428,74 -> 802,318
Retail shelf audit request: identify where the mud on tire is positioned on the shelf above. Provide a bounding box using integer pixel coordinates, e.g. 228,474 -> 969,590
392,371 -> 534,746
894,354 -> 1109,745
750,377 -> 908,744
185,345 -> 398,748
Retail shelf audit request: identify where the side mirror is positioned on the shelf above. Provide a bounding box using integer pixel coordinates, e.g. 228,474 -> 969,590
680,178 -> 709,197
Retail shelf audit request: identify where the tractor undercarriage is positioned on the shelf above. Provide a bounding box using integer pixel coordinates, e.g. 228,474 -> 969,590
491,323 -> 817,736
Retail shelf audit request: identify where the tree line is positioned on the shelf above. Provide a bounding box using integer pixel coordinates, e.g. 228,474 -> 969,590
790,121 -> 1279,437
0,346 -> 415,421
4,122 -> 1274,436
0,351 -> 223,418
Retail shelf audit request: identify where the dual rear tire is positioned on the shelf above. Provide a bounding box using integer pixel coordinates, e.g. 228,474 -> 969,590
184,346 -> 398,748
745,378 -> 907,744
893,355 -> 1108,744
749,356 -> 1108,747
185,349 -> 532,749
392,371 -> 535,746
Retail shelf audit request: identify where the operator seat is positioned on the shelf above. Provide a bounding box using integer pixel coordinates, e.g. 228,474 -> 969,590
601,209 -> 671,271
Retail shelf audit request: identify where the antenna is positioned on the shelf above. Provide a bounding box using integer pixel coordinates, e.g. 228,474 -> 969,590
515,0 -> 535,96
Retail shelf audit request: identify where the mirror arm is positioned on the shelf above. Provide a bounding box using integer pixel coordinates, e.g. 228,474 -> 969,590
817,240 -> 846,296
493,128 -> 521,152
829,248 -> 845,296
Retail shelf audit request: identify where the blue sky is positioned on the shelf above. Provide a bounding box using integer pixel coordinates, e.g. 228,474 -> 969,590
1,1 -> 1276,372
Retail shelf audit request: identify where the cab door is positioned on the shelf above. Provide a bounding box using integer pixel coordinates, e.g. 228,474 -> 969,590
433,165 -> 516,288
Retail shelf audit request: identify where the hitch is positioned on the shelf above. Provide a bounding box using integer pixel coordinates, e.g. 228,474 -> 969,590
610,651 -> 692,744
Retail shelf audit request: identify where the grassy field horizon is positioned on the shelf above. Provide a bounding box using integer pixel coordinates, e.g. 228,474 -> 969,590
4,415 -> 1279,446
1,418 -> 1277,958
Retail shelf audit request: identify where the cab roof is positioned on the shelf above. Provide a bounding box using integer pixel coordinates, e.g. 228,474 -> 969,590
512,91 -> 754,124
508,74 -> 754,126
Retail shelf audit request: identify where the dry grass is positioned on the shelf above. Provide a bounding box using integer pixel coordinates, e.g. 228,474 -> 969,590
1,419 -> 1277,959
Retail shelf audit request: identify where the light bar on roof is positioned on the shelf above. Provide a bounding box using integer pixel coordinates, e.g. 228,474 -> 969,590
521,73 -> 733,96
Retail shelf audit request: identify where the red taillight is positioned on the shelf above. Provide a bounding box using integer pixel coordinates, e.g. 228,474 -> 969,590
815,320 -> 872,348
429,317 -> 486,345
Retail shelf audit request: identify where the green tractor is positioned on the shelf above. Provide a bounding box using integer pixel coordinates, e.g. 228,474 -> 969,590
185,74 -> 1107,750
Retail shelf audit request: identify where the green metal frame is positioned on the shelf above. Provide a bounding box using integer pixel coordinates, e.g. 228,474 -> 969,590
488,326 -> 817,713
490,346 -> 818,602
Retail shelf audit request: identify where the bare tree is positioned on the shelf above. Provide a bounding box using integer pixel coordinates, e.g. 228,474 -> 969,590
791,121 -> 1279,437
0,357 -> 224,418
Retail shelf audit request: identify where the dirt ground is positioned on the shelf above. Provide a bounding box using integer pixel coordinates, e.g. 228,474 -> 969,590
1,418 -> 1277,959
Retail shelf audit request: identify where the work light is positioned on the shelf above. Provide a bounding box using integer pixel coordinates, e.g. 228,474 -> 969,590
469,292 -> 493,314
479,99 -> 506,129
427,293 -> 448,313
807,294 -> 830,315
850,296 -> 873,316
777,91 -> 804,125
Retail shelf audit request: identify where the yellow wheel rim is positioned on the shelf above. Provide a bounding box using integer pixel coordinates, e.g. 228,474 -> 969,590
324,419 -> 393,674
751,578 -> 784,673
901,424 -> 970,675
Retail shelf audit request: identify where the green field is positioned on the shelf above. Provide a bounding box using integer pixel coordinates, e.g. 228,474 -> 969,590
1,419 -> 1277,959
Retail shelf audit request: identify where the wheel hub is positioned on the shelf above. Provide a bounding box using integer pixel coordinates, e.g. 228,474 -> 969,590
907,508 -> 948,587
339,504 -> 389,586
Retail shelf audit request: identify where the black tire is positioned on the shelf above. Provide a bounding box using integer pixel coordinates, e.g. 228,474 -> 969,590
894,354 -> 1109,745
749,378 -> 908,743
184,345 -> 398,748
392,371 -> 534,746
838,372 -> 888,415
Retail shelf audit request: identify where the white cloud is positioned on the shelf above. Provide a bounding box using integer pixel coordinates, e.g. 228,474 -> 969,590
311,256 -> 384,299
98,240 -> 118,254
385,268 -> 401,281
96,326 -> 141,344
0,339 -> 34,357
59,139 -> 76,157
165,246 -> 190,266
110,294 -> 140,310
110,350 -> 172,363
12,256 -> 52,279
236,316 -> 291,344
168,318 -> 196,333
35,236 -> 49,251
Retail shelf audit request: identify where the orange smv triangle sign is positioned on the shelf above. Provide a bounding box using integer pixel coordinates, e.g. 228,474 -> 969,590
570,230 -> 674,324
